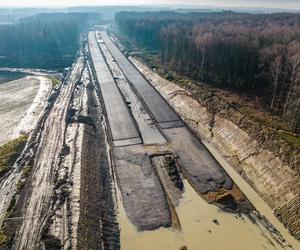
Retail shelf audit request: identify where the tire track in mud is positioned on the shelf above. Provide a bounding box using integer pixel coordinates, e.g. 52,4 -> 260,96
2,47 -> 120,249
46,67 -> 87,249
10,57 -> 84,250
0,73 -> 64,246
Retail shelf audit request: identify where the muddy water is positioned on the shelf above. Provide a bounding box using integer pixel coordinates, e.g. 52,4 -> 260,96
117,179 -> 291,250
203,141 -> 300,249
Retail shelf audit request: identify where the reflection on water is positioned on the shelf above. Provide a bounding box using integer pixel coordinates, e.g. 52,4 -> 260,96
0,71 -> 27,84
117,180 -> 290,250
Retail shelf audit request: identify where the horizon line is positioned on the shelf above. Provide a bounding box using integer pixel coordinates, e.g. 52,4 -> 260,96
0,4 -> 299,11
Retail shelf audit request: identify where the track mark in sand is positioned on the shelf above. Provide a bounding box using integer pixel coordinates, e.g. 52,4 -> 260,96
12,58 -> 84,250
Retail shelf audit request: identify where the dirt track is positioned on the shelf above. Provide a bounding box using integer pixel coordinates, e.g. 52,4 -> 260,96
11,58 -> 84,249
1,30 -> 298,250
1,41 -> 120,249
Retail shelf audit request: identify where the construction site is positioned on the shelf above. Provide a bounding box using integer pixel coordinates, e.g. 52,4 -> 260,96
0,28 -> 299,250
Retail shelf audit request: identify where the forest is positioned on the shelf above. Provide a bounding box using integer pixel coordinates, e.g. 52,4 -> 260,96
115,11 -> 300,133
0,12 -> 101,69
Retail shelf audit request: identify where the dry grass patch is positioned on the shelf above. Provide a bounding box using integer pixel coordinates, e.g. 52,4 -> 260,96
0,135 -> 28,177
51,76 -> 60,88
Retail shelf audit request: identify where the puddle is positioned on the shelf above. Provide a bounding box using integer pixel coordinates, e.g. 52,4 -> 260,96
117,179 -> 290,250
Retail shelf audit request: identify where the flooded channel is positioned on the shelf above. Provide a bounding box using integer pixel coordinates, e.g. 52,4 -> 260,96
117,178 -> 294,250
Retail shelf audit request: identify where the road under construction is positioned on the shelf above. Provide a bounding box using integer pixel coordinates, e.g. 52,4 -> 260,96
0,29 -> 298,250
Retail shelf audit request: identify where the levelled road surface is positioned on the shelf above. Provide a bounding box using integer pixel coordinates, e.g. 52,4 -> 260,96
100,31 -> 184,129
88,32 -> 141,147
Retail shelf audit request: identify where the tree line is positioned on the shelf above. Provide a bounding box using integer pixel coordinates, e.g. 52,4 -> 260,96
115,11 -> 300,133
0,12 -> 101,69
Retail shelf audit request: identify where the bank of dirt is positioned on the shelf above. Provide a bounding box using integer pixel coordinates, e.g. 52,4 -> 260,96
77,75 -> 119,250
131,57 -> 300,240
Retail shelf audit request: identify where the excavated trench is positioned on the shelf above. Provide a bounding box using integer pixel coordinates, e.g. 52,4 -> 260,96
1,32 -> 299,250
90,31 -> 297,250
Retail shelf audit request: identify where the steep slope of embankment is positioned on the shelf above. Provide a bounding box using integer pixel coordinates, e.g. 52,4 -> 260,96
131,57 -> 300,240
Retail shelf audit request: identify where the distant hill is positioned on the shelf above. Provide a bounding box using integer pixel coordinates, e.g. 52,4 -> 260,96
0,6 -> 168,24
0,5 -> 299,24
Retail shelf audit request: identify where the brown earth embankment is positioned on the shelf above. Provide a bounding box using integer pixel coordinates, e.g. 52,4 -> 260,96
131,57 -> 300,240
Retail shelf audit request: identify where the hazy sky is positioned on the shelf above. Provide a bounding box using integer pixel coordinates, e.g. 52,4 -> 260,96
0,0 -> 300,10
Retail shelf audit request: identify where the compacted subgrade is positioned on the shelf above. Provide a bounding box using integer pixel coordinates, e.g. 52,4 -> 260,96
113,145 -> 172,231
98,40 -> 166,145
77,65 -> 120,250
99,31 -> 183,129
88,31 -> 141,147
89,31 -> 172,231
161,127 -> 249,212
99,30 -> 247,213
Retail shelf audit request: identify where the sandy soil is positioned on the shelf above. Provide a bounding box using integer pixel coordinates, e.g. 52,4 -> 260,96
50,70 -> 86,248
76,62 -> 119,249
2,32 -> 297,250
0,76 -> 51,146
12,58 -> 84,249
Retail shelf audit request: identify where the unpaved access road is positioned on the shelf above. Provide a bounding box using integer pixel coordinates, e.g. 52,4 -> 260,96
11,57 -> 84,250
1,40 -> 120,250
